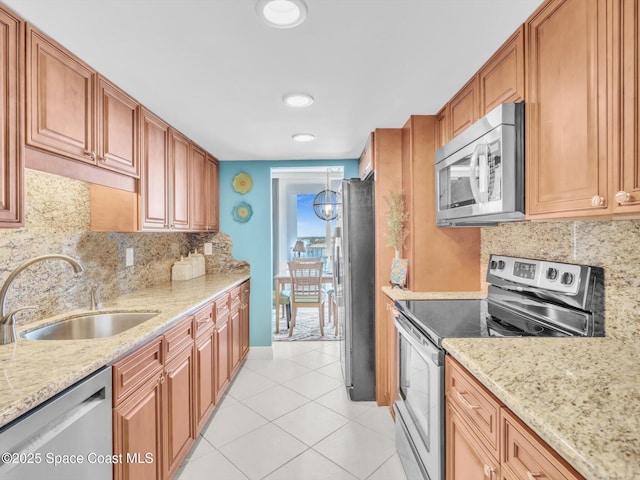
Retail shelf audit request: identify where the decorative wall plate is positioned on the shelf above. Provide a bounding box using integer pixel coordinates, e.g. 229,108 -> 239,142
232,173 -> 253,194
232,201 -> 253,223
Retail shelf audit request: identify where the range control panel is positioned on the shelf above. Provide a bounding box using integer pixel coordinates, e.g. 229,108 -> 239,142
488,255 -> 583,295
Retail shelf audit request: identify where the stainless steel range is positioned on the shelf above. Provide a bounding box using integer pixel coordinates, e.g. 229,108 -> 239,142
393,254 -> 604,480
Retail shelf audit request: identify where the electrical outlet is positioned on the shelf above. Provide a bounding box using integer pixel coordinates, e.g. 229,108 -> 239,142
204,242 -> 213,255
125,248 -> 134,267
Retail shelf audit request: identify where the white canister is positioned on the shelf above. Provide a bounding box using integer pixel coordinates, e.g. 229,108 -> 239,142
172,256 -> 193,281
189,250 -> 206,277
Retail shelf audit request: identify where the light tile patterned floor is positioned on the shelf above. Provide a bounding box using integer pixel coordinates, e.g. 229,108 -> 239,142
176,341 -> 407,480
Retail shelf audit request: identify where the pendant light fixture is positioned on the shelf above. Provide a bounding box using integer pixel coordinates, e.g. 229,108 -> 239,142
313,169 -> 341,221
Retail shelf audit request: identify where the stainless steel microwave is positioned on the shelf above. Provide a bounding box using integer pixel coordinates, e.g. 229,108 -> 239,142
435,102 -> 525,226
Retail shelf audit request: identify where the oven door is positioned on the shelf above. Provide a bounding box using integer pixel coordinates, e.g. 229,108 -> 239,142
394,314 -> 444,480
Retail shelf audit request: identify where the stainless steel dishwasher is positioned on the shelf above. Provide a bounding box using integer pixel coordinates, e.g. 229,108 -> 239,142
0,366 -> 112,480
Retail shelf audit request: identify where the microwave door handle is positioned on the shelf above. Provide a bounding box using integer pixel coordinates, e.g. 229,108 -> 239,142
478,143 -> 489,203
468,143 -> 482,204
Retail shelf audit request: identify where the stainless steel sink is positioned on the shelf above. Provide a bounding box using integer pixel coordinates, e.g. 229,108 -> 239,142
21,312 -> 158,341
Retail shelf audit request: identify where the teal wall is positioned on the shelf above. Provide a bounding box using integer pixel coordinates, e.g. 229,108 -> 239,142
219,159 -> 359,346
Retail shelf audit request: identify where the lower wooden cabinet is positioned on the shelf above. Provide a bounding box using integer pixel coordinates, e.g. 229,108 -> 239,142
113,280 -> 250,479
195,327 -> 216,431
446,402 -> 499,480
215,314 -> 231,400
445,357 -> 585,480
163,342 -> 196,480
240,281 -> 250,359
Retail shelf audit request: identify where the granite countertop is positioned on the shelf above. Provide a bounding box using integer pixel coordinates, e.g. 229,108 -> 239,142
381,285 -> 486,301
443,337 -> 640,480
0,272 -> 250,429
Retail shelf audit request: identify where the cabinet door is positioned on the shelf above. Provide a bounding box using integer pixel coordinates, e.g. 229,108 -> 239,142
0,8 -> 22,227
169,128 -> 190,231
241,282 -> 250,359
446,402 -> 500,480
195,329 -> 216,431
140,108 -> 169,230
478,25 -> 525,115
26,25 -> 96,164
215,316 -> 231,400
614,0 -> 640,214
113,373 -> 164,480
435,106 -> 449,149
205,154 -> 219,231
97,75 -> 139,177
230,306 -> 241,376
189,143 -> 207,231
449,77 -> 478,139
502,408 -> 584,480
384,297 -> 398,418
526,0 -> 609,217
164,346 -> 196,480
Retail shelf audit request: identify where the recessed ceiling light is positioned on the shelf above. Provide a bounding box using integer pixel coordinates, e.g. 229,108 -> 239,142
256,0 -> 308,28
283,93 -> 314,108
292,133 -> 316,142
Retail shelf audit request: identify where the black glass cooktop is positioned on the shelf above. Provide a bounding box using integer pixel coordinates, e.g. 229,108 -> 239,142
395,299 -> 489,347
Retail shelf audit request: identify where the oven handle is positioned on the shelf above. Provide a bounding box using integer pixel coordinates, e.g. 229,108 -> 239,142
395,314 -> 443,367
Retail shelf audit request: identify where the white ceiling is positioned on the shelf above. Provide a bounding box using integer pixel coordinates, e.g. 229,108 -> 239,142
4,0 -> 544,161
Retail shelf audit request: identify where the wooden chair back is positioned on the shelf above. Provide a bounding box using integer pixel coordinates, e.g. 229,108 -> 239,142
288,260 -> 323,302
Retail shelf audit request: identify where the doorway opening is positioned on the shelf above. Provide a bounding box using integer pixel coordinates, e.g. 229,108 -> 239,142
271,166 -> 343,341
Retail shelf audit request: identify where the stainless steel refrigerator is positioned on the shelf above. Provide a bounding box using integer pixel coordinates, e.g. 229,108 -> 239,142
333,177 -> 376,401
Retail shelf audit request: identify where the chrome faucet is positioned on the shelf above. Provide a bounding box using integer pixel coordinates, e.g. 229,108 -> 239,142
0,254 -> 84,344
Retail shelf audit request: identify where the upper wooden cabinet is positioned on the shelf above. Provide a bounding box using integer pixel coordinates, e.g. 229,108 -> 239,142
0,7 -> 23,228
478,25 -> 526,115
26,24 -> 96,165
449,77 -> 479,139
190,143 -> 207,231
27,24 -> 141,181
205,154 -> 220,232
435,24 -> 524,149
97,75 -> 140,177
526,0 -> 610,218
140,108 -> 170,230
168,128 -> 190,231
435,106 -> 449,150
613,0 -> 640,215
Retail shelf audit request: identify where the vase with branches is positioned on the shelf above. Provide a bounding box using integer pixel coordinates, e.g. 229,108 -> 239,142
384,190 -> 409,259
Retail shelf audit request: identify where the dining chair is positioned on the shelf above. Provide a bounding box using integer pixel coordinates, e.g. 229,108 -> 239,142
287,260 -> 324,337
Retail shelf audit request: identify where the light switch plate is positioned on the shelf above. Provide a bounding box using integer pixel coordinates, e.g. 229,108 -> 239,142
204,243 -> 213,255
125,247 -> 134,267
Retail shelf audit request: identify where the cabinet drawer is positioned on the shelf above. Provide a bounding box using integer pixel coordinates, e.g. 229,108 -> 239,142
214,292 -> 230,323
193,302 -> 214,338
502,408 -> 584,480
112,337 -> 163,406
164,316 -> 194,361
446,356 -> 500,458
229,286 -> 241,311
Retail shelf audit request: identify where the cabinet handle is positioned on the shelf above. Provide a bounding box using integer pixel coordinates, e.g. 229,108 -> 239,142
526,472 -> 542,480
591,195 -> 606,207
615,191 -> 632,204
157,374 -> 164,384
456,391 -> 480,410
84,151 -> 96,160
483,464 -> 495,479
99,157 -> 107,163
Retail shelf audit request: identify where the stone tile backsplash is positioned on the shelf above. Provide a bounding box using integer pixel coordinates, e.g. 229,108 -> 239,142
481,219 -> 640,341
0,169 -> 248,326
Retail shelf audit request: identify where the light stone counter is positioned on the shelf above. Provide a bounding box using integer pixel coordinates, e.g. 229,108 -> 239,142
381,285 -> 486,301
0,272 -> 250,428
442,337 -> 640,480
